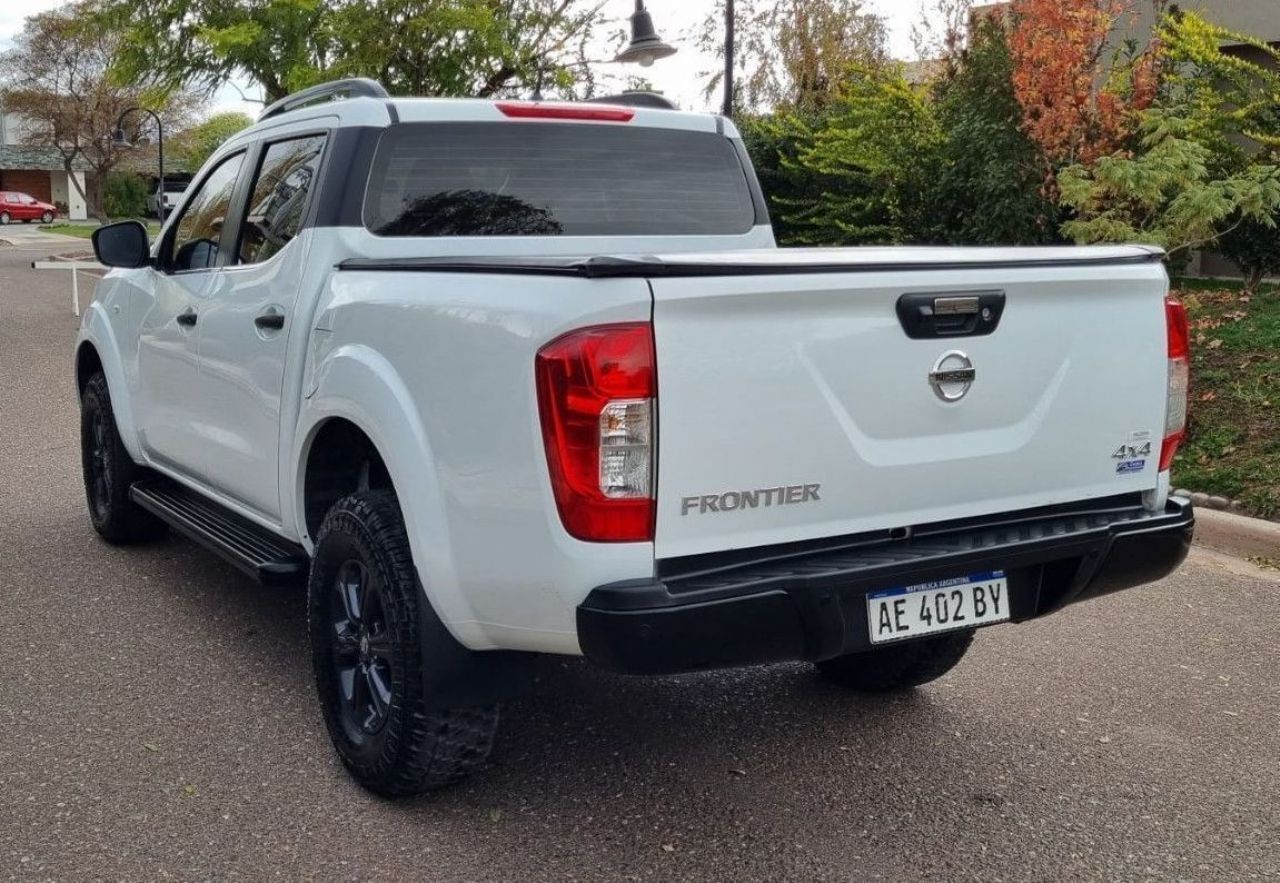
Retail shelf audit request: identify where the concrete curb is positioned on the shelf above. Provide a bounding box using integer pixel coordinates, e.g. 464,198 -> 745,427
1191,505 -> 1280,562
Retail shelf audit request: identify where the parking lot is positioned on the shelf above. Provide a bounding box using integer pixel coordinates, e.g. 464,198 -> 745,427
1,242 -> 1277,881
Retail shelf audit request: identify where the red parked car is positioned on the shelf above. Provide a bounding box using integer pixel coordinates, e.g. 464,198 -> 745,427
0,191 -> 58,225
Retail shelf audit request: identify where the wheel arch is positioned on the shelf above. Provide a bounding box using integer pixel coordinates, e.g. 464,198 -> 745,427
292,344 -> 479,647
300,417 -> 394,539
75,317 -> 144,463
75,339 -> 104,398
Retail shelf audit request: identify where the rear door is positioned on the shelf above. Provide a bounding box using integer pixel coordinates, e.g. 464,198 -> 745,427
649,252 -> 1170,559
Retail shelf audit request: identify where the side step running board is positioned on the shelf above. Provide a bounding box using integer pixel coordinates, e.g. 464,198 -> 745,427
130,477 -> 309,586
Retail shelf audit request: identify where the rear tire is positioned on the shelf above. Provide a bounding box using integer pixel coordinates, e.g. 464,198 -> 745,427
816,630 -> 975,693
80,373 -> 167,543
309,490 -> 498,798
0,212 -> 11,225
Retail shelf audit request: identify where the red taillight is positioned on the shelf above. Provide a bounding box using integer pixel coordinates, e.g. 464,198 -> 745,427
536,324 -> 655,542
496,101 -> 635,123
1160,296 -> 1190,472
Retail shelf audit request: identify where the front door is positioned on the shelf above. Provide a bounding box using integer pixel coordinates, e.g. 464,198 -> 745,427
191,134 -> 327,520
135,151 -> 246,477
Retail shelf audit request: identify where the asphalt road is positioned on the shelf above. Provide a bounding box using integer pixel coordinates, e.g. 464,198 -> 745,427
1,244 -> 1278,882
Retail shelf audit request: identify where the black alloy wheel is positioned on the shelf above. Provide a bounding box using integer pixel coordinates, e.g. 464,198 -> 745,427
330,559 -> 395,737
86,403 -> 114,523
309,490 -> 499,797
79,372 -> 166,543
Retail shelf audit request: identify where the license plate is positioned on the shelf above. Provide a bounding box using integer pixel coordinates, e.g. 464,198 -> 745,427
867,571 -> 1010,645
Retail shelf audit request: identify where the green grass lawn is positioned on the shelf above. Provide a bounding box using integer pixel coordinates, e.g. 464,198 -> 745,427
38,222 -> 162,239
1171,278 -> 1280,519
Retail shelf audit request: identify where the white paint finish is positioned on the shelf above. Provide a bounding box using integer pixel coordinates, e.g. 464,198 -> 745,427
389,97 -> 724,133
190,241 -> 306,520
80,96 -> 1180,658
76,298 -> 144,462
292,266 -> 655,652
133,269 -> 221,478
651,260 -> 1171,558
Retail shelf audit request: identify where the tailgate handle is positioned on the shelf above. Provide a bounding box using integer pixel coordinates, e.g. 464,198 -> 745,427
896,291 -> 1005,339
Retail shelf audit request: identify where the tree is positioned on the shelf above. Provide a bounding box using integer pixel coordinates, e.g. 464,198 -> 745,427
175,112 -> 254,171
1154,9 -> 1280,160
1009,0 -> 1162,169
1057,10 -> 1280,261
0,2 -> 200,218
738,111 -> 835,245
101,0 -> 608,104
102,170 -> 149,218
1058,109 -> 1280,259
775,66 -> 943,245
910,0 -> 975,83
931,17 -> 1059,244
697,0 -> 889,114
1217,212 -> 1280,295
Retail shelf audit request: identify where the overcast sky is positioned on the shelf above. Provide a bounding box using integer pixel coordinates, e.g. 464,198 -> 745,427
1,0 -> 924,117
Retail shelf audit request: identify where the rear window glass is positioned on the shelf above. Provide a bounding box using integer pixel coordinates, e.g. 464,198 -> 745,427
363,122 -> 757,237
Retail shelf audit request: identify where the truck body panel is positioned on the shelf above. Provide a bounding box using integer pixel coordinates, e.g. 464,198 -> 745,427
649,255 -> 1171,558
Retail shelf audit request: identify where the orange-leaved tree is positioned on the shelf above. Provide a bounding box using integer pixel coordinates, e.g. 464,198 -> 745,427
1009,0 -> 1161,171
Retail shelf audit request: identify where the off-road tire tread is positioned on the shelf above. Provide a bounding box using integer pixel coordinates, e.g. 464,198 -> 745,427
309,490 -> 498,798
80,373 -> 166,543
816,629 -> 976,693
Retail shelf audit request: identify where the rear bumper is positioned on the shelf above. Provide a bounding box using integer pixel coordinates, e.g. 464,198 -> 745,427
577,496 -> 1194,675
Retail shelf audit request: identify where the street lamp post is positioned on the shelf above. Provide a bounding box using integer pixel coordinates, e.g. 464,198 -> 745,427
723,0 -> 735,118
616,1 -> 678,68
615,1 -> 736,119
113,107 -> 165,225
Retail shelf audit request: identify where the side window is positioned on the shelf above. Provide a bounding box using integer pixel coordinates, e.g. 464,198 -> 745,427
237,135 -> 326,265
168,152 -> 245,272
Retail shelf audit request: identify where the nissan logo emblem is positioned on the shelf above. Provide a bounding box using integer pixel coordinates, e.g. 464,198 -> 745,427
929,351 -> 976,402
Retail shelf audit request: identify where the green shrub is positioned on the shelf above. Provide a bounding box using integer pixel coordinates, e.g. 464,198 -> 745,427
102,171 -> 149,219
777,66 -> 944,246
931,18 -> 1061,245
739,112 -> 840,246
1216,212 -> 1280,294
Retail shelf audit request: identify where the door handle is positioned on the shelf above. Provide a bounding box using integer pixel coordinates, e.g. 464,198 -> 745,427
254,307 -> 285,331
176,308 -> 198,328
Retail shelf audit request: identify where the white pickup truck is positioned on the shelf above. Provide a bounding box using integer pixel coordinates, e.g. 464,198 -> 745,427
78,79 -> 1194,797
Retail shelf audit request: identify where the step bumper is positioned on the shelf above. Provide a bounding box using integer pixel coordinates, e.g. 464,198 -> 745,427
577,497 -> 1194,675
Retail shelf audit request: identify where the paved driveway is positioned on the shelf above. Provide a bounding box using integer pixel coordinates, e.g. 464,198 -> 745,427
1,246 -> 1277,881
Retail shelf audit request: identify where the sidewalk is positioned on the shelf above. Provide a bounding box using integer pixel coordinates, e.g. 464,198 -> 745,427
1193,506 -> 1280,564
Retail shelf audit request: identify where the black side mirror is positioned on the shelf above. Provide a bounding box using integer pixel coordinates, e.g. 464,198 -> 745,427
92,220 -> 151,269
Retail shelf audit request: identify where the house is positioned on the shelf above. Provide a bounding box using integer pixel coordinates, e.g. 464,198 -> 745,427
0,108 -> 90,221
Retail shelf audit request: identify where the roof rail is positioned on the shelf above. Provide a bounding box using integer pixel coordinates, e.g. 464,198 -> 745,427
586,92 -> 678,111
259,78 -> 391,122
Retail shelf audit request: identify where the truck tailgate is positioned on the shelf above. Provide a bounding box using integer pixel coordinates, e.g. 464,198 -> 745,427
650,249 -> 1171,559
